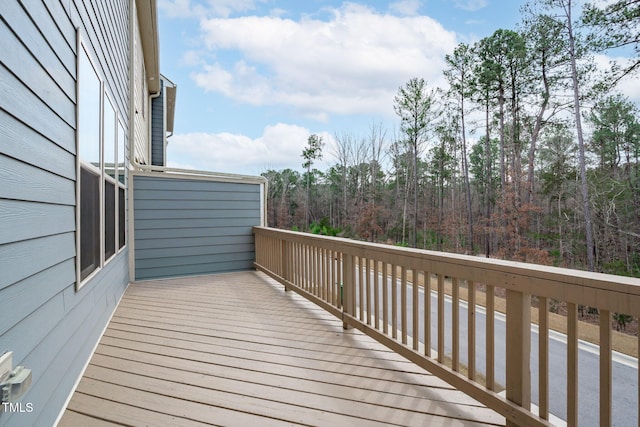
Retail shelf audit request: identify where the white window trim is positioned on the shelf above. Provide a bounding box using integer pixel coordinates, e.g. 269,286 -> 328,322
76,31 -> 127,290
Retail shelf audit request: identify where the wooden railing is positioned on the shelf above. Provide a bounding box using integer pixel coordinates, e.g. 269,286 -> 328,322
253,227 -> 640,427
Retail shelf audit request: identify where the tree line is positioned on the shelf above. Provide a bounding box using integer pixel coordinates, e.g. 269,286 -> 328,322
262,0 -> 640,277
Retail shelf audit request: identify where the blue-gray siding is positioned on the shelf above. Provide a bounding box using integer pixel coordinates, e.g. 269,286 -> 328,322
0,1 -> 129,426
134,175 -> 261,280
151,80 -> 164,166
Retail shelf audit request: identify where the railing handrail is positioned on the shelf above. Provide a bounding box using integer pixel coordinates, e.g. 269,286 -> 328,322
253,226 -> 639,427
253,226 -> 640,315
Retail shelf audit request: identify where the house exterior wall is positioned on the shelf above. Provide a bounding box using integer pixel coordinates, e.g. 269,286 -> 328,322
133,6 -> 149,166
0,1 -> 133,425
133,174 -> 263,280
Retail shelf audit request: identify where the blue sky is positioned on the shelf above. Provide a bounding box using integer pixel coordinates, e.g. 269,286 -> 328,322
155,0 -> 633,176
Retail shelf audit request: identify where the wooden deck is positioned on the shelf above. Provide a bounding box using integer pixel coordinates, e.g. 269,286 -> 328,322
58,271 -> 504,426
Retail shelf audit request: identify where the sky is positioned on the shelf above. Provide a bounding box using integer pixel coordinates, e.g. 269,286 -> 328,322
156,0 -> 636,176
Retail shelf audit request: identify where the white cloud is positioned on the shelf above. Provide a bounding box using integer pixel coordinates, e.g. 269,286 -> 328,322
159,0 -> 267,18
158,0 -> 205,18
181,50 -> 206,66
451,0 -> 487,12
389,0 -> 422,16
190,3 -> 457,120
166,123 -> 336,175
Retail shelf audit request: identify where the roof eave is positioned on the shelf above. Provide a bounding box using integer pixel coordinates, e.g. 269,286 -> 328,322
137,0 -> 160,93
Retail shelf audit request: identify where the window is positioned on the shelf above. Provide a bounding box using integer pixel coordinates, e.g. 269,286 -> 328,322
104,96 -> 117,260
78,42 -> 102,281
117,121 -> 126,249
80,167 -> 100,278
77,37 -> 127,287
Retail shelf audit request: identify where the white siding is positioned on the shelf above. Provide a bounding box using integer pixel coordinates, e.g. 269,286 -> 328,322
133,4 -> 149,165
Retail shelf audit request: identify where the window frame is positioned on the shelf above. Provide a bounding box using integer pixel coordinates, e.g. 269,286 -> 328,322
76,32 -> 127,290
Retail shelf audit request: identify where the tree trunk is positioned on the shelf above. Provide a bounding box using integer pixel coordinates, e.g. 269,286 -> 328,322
461,96 -> 474,253
566,0 -> 595,271
484,97 -> 492,257
413,144 -> 418,248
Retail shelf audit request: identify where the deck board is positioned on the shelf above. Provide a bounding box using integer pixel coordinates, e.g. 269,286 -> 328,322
59,271 -> 504,426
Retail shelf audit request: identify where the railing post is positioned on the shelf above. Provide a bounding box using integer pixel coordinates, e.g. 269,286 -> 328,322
342,253 -> 354,330
505,289 -> 531,427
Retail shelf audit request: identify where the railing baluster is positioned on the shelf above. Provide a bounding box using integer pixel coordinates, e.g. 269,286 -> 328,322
342,253 -> 354,329
297,243 -> 302,289
330,250 -> 335,305
486,284 -> 495,391
336,252 -> 342,308
270,237 -> 274,271
282,240 -> 289,291
452,277 -> 459,372
350,255 -> 356,319
319,247 -> 323,298
316,246 -> 320,296
401,266 -> 408,345
382,263 -> 388,335
374,260 -> 379,328
331,250 -> 336,304
538,296 -> 549,420
567,302 -> 578,426
307,244 -> 312,292
468,280 -> 476,381
292,242 -> 296,286
392,264 -> 398,339
319,247 -> 324,298
305,244 -> 310,291
366,259 -> 372,326
307,244 -> 311,292
299,243 -> 304,289
412,268 -> 419,351
325,249 -> 329,300
599,309 -> 612,427
320,247 -> 324,298
297,243 -> 302,287
310,246 -> 315,295
302,243 -> 307,290
311,246 -> 316,295
359,257 -> 365,321
424,271 -> 431,357
437,273 -> 444,364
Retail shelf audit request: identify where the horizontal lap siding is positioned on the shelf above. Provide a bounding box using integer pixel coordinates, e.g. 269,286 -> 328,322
0,1 -> 129,426
151,80 -> 164,166
134,176 -> 262,280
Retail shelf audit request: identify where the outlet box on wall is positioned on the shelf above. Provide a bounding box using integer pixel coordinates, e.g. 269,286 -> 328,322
0,352 -> 12,382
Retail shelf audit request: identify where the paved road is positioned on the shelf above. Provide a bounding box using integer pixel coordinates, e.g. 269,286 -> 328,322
357,277 -> 638,426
